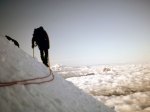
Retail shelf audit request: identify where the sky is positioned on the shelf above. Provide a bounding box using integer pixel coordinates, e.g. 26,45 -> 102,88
0,0 -> 150,66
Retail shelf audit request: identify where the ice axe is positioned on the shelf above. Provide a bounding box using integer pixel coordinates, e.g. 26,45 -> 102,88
33,48 -> 34,58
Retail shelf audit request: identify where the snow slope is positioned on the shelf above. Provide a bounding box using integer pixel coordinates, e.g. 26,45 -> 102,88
0,37 -> 115,112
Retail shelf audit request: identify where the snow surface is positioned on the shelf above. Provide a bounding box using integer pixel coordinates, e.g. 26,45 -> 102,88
0,37 -> 115,112
53,64 -> 150,112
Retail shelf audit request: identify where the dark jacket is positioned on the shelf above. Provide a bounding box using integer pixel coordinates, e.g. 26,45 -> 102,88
32,27 -> 49,50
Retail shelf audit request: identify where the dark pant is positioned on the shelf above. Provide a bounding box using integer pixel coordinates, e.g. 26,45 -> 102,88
40,49 -> 49,67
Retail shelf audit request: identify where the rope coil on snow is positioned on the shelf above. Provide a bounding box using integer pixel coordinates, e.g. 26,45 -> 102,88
0,69 -> 54,87
0,50 -> 54,87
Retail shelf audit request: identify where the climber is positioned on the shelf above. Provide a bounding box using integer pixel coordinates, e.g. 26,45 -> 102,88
5,35 -> 19,48
32,26 -> 50,67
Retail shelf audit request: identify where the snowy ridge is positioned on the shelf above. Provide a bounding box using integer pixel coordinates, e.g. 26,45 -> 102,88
0,37 -> 48,82
0,37 -> 115,112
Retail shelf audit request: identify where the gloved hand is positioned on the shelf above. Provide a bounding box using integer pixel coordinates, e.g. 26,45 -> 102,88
32,44 -> 34,48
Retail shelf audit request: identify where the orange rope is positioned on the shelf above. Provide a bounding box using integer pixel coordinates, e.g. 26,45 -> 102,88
0,51 -> 54,87
0,72 -> 51,84
0,69 -> 54,87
